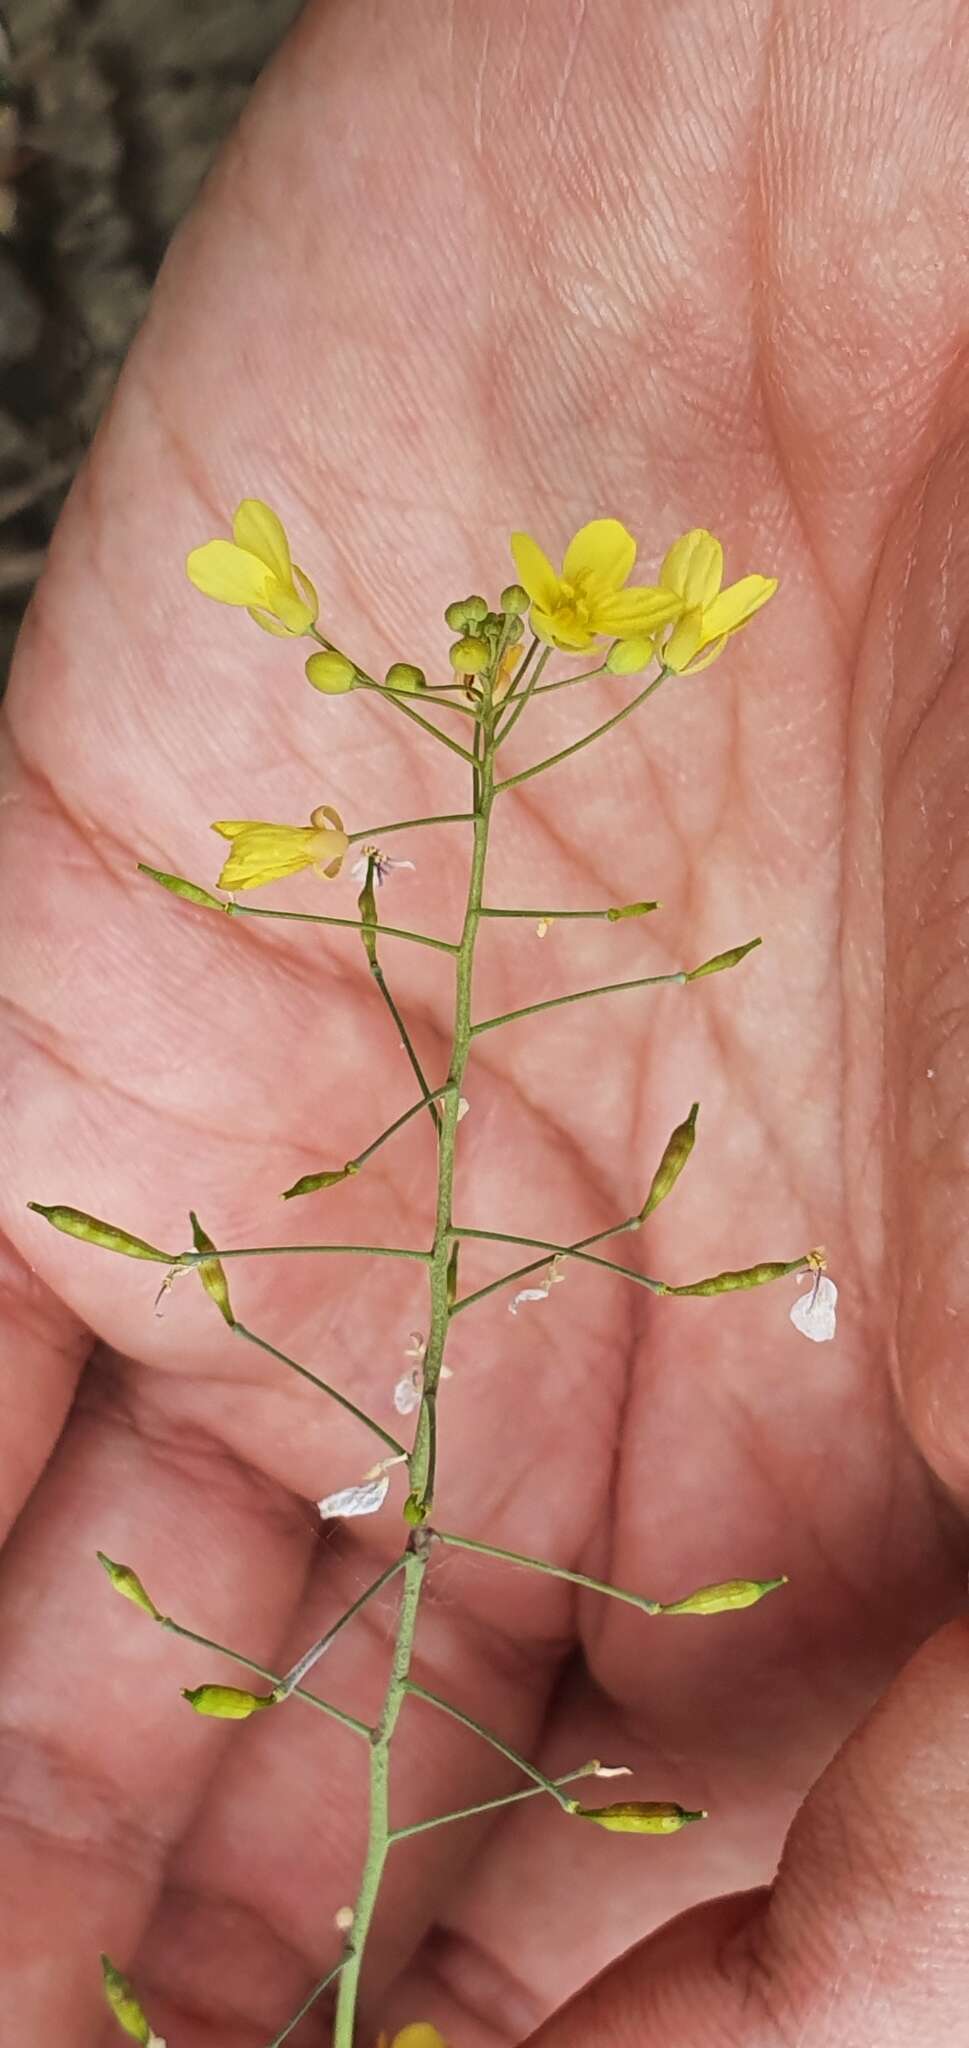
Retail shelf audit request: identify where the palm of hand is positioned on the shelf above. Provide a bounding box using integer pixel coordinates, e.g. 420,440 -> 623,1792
2,6 -> 968,2045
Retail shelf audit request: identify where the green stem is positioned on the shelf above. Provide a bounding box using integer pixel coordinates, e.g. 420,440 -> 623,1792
405,1681 -> 575,1810
494,666 -> 671,794
346,813 -> 475,843
530,661 -> 607,697
157,1615 -> 370,1738
332,1548 -> 428,2048
228,904 -> 457,956
370,960 -> 442,1135
389,1760 -> 603,1842
471,966 -> 688,1037
355,680 -> 479,722
495,645 -> 550,746
379,689 -> 476,764
479,904 -> 657,923
432,1529 -> 659,1613
274,1557 -> 408,1698
181,1244 -> 429,1265
233,1323 -> 407,1458
450,1222 -> 663,1305
351,1084 -> 450,1169
264,1955 -> 351,2048
450,1215 -> 642,1316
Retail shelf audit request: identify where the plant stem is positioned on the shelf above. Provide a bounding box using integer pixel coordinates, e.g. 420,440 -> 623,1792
264,1955 -> 352,2048
389,1760 -> 603,1841
379,689 -> 476,764
332,1547 -> 428,2048
495,645 -> 550,746
405,1682 -> 576,1810
183,1245 -> 430,1265
351,1084 -> 450,1169
370,958 -> 442,1135
157,1615 -> 370,1737
450,1220 -> 663,1304
355,680 -> 479,721
493,667 -> 671,795
274,1557 -> 408,1698
470,965 -> 688,1037
228,903 -> 458,956
479,904 -> 657,922
431,1530 -> 660,1613
233,1323 -> 407,1458
346,813 -> 476,843
449,1215 -> 643,1316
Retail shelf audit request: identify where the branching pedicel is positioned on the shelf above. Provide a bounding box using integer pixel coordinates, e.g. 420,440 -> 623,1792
30,507 -> 837,2048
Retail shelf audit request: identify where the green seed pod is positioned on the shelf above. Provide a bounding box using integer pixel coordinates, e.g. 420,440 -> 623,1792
500,583 -> 530,616
686,937 -> 761,981
664,1258 -> 803,1297
606,636 -> 655,675
638,1104 -> 699,1223
281,1161 -> 359,1201
571,1801 -> 706,1835
357,863 -> 379,969
305,650 -> 356,694
189,1212 -> 234,1327
137,865 -> 230,913
605,900 -> 660,922
659,1576 -> 787,1615
100,1955 -> 156,2044
384,661 -> 425,694
27,1204 -> 176,1265
182,1684 -> 276,1719
449,636 -> 489,675
96,1552 -> 161,1621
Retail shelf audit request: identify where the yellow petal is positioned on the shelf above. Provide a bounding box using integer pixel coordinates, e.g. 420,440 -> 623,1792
660,529 -> 723,607
310,804 -> 345,832
531,606 -> 596,651
186,540 -> 273,608
215,824 -> 321,891
269,583 -> 317,635
563,518 -> 636,596
293,564 -> 319,622
510,531 -> 561,613
211,819 -> 257,841
663,607 -> 704,672
232,499 -> 293,584
390,2027 -> 449,2048
594,587 -> 682,637
700,574 -> 777,641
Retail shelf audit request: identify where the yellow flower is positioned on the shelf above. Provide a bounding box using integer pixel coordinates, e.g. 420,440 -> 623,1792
509,518 -> 681,652
211,806 -> 349,890
377,2029 -> 448,2048
658,529 -> 776,672
186,499 -> 318,636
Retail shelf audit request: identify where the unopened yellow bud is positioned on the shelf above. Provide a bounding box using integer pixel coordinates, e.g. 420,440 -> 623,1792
500,583 -> 529,616
386,2029 -> 449,2048
571,1800 -> 705,1835
100,1955 -> 161,2044
305,650 -> 356,694
449,636 -> 489,675
182,1684 -> 276,1719
659,1576 -> 787,1615
606,636 -> 655,675
638,1104 -> 698,1223
281,1161 -> 359,1201
137,865 -> 230,913
189,1213 -> 234,1327
385,662 -> 425,693
27,1204 -> 176,1265
96,1552 -> 161,1620
686,937 -> 761,980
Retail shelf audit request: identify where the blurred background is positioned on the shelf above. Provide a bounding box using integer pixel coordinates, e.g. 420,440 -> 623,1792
0,0 -> 303,680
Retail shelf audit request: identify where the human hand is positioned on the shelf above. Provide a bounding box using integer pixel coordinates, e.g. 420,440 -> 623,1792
2,4 -> 968,2042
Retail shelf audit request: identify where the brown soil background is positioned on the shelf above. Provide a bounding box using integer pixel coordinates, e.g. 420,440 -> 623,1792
0,0 -> 302,680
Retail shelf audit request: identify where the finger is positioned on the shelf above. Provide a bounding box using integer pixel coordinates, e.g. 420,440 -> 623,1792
521,1616 -> 969,2048
0,1228 -> 88,1538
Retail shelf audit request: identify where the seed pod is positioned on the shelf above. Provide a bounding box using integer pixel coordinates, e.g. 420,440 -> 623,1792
357,863 -> 379,969
96,1553 -> 161,1621
686,937 -> 761,980
664,1258 -> 804,1297
182,1684 -> 276,1719
571,1800 -> 706,1835
137,865 -> 230,913
189,1212 -> 234,1327
605,900 -> 660,922
638,1105 -> 698,1222
282,1161 -> 358,1201
100,1955 -> 161,2044
27,1204 -> 176,1264
658,1576 -> 787,1615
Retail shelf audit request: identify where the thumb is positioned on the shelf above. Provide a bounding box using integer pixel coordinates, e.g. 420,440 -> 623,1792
530,1617 -> 969,2047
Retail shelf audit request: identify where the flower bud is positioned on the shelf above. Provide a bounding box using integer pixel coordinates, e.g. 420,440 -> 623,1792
444,595 -> 487,630
189,1212 -> 234,1327
384,662 -> 425,694
27,1203 -> 176,1264
449,636 -> 489,675
182,1684 -> 276,1719
403,1491 -> 429,1527
281,1161 -> 359,1201
638,1104 -> 698,1223
96,1552 -> 161,1621
500,583 -> 529,616
606,636 -> 655,675
571,1800 -> 706,1834
605,899 -> 660,922
659,1576 -> 787,1615
305,650 -> 356,694
137,865 -> 230,913
686,937 -> 761,980
100,1955 -> 164,2044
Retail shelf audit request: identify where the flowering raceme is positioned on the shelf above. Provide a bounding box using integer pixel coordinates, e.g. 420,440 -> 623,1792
510,517 -> 681,651
657,528 -> 776,671
186,498 -> 318,635
211,806 -> 349,890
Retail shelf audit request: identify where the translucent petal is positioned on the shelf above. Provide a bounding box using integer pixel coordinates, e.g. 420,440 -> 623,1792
232,498 -> 293,583
317,1474 -> 390,1518
660,529 -> 723,606
509,531 -> 560,612
393,1369 -> 422,1415
186,539 -> 272,608
699,575 -> 777,641
563,518 -> 636,596
789,1274 -> 838,1342
509,1285 -> 550,1316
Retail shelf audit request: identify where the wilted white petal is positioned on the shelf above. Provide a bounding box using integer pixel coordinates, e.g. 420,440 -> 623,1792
509,1285 -> 550,1316
349,853 -> 368,880
536,919 -> 550,938
790,1273 -> 838,1343
393,1368 -> 422,1415
594,1763 -> 633,1779
404,1331 -> 426,1360
334,1906 -> 354,1932
317,1475 -> 390,1519
457,1096 -> 470,1121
